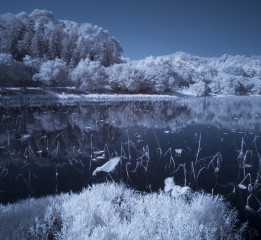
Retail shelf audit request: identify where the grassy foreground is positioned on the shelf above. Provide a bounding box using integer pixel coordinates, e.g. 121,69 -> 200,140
0,183 -> 246,240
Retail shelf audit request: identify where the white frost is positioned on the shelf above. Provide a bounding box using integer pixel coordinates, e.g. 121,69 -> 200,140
0,183 -> 246,239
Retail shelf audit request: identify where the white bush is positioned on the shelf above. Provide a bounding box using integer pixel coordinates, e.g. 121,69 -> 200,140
70,58 -> 107,91
32,58 -> 68,85
0,183 -> 246,239
189,81 -> 211,96
107,63 -> 143,93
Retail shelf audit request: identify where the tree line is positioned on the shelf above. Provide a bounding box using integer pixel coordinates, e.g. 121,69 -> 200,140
0,10 -> 260,95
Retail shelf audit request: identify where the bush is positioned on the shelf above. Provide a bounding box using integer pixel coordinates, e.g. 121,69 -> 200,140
32,58 -> 68,86
0,183 -> 246,239
70,58 -> 107,92
189,81 -> 211,96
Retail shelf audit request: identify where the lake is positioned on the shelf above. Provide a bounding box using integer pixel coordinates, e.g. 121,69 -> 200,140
0,95 -> 261,234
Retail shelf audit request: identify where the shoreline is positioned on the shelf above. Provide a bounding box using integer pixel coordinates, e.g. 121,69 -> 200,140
0,87 -> 261,107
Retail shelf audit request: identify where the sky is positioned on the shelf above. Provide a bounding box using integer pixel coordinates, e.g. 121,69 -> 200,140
1,0 -> 261,59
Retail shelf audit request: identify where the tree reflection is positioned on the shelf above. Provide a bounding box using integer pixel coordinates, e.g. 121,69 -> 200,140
1,96 -> 261,204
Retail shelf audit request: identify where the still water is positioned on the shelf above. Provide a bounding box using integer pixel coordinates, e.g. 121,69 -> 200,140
0,96 -> 261,232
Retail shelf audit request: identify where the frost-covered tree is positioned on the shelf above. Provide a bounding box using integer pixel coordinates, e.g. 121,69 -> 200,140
32,58 -> 68,86
16,12 -> 34,61
0,13 -> 26,60
188,81 -> 211,96
107,60 -> 171,93
0,9 -> 124,87
0,9 -> 123,67
140,62 -> 170,93
60,20 -> 79,66
1,9 -> 261,94
70,58 -> 107,91
107,63 -> 144,93
111,52 -> 260,95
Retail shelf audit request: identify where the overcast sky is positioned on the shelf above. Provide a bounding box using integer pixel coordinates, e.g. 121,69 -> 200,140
1,0 -> 261,59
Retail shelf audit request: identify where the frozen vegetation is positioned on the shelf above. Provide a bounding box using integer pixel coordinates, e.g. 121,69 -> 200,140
0,9 -> 260,239
123,53 -> 261,95
0,183 -> 246,240
0,10 -> 260,95
0,9 -> 122,86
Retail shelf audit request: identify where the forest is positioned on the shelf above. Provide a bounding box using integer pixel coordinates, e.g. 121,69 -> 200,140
0,9 -> 260,96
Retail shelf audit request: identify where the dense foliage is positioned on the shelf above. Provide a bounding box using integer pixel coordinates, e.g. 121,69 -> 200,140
0,10 -> 260,95
0,9 -> 122,66
117,53 -> 261,95
0,9 -> 122,86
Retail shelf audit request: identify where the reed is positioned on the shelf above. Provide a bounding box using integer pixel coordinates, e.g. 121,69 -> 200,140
238,173 -> 252,190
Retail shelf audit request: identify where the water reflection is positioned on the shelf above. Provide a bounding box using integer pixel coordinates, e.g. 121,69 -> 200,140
0,96 -> 261,233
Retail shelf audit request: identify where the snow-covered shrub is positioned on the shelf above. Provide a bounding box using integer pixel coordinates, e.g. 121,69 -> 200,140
70,58 -> 108,91
0,183 -> 246,240
32,58 -> 68,86
107,60 -> 171,93
107,63 -> 143,93
189,81 -> 211,96
142,64 -> 170,93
